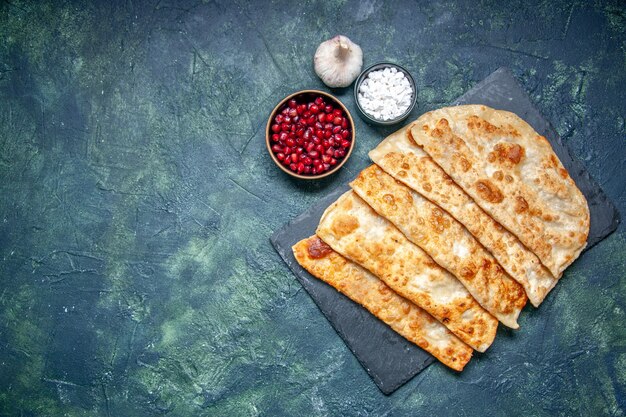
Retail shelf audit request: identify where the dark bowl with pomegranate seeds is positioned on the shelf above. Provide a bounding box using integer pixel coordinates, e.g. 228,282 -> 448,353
266,90 -> 355,180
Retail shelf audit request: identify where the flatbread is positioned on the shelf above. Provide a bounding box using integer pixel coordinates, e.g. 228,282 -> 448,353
409,105 -> 590,277
350,165 -> 527,328
316,191 -> 498,352
293,236 -> 473,371
370,125 -> 558,307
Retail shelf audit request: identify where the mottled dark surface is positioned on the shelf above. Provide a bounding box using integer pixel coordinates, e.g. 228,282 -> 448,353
0,0 -> 625,416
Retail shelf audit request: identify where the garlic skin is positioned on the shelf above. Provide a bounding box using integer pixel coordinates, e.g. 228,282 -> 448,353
314,35 -> 363,88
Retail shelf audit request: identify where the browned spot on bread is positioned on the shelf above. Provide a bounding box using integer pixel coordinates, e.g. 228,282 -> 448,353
493,170 -> 503,181
515,196 -> 529,213
422,124 -> 429,131
461,266 -> 476,280
459,156 -> 472,172
331,214 -> 359,238
559,168 -> 569,179
423,183 -> 432,192
383,194 -> 395,205
504,174 -> 514,183
475,180 -> 504,203
397,170 -> 407,177
401,162 -> 410,170
307,236 -> 333,259
494,142 -> 525,165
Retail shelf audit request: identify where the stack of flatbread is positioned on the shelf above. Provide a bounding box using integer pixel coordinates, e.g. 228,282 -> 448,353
292,105 -> 590,371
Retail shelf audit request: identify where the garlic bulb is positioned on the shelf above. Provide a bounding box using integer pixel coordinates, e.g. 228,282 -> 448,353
314,35 -> 363,88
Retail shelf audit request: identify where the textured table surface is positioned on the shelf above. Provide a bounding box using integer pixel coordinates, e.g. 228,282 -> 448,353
1,1 -> 625,416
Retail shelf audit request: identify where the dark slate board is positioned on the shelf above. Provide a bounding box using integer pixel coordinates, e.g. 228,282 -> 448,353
270,67 -> 620,395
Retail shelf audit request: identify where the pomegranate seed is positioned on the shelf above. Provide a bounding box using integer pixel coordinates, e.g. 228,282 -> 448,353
281,107 -> 289,115
333,116 -> 343,125
341,139 -> 351,148
318,113 -> 326,123
332,125 -> 342,134
303,129 -> 311,141
341,129 -> 350,139
324,123 -> 333,130
325,147 -> 335,156
292,116 -> 299,124
284,116 -> 291,124
310,104 -> 320,114
311,167 -> 317,175
314,96 -> 324,106
283,146 -> 292,154
275,115 -> 284,123
289,163 -> 297,171
297,104 -> 306,115
288,99 -> 297,108
303,110 -> 312,118
312,136 -> 321,145
334,149 -> 345,158
306,142 -> 315,152
290,124 -> 296,132
295,146 -> 303,155
330,157 -> 337,166
307,116 -> 316,125
325,105 -> 333,113
308,150 -> 319,158
316,163 -> 324,172
271,133 -> 280,142
328,137 -> 335,147
271,124 -> 280,133
316,144 -> 324,154
302,156 -> 312,165
324,163 -> 330,170
285,138 -> 295,147
315,121 -> 323,130
323,130 -> 332,139
297,162 -> 305,173
315,128 -> 324,137
276,152 -> 285,161
279,132 -> 288,142
281,123 -> 290,132
333,109 -> 342,117
341,119 -> 348,129
303,166 -> 311,174
291,153 -> 298,163
296,128 -> 305,137
322,155 -> 332,163
289,108 -> 297,117
271,144 -> 283,153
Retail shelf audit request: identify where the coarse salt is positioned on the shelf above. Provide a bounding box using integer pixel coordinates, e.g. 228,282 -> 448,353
358,67 -> 413,121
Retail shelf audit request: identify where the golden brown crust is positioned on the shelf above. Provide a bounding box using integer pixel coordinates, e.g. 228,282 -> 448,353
292,236 -> 473,371
409,105 -> 590,277
316,191 -> 498,352
350,165 -> 527,328
369,125 -> 558,307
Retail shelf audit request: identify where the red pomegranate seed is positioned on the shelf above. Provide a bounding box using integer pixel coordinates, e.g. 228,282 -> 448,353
341,129 -> 350,139
275,114 -> 284,123
324,123 -> 333,130
330,157 -> 337,166
332,125 -> 342,134
281,123 -> 290,132
341,119 -> 348,129
276,152 -> 285,161
323,130 -> 332,139
271,133 -> 280,142
318,113 -> 326,123
341,139 -> 351,148
297,104 -> 306,115
306,142 -> 315,152
316,144 -> 324,154
295,146 -> 303,155
297,162 -> 305,173
312,136 -> 321,145
271,144 -> 282,153
315,121 -> 323,130
271,124 -> 280,133
333,109 -> 342,117
302,156 -> 312,165
334,149 -> 345,158
315,162 -> 324,172
308,150 -> 319,158
310,104 -> 319,114
303,166 -> 311,174
307,116 -> 316,125
291,153 -> 298,163
311,167 -> 317,175
292,116 -> 299,124
288,99 -> 297,108
314,96 -> 324,106
333,116 -> 343,125
285,138 -> 295,147
324,163 -> 330,170
322,155 -> 332,163
282,107 -> 289,115
284,116 -> 291,124
324,105 -> 333,113
279,132 -> 288,142
296,128 -> 304,137
283,146 -> 292,154
289,108 -> 297,117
